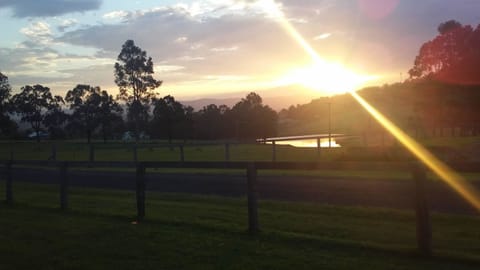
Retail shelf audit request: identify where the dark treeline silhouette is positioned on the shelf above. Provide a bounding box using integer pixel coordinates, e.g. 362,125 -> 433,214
2,19 -> 480,143
0,39 -> 277,142
0,72 -> 17,138
0,71 -> 277,142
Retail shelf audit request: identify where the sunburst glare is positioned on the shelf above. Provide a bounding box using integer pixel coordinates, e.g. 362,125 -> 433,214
263,0 -> 480,212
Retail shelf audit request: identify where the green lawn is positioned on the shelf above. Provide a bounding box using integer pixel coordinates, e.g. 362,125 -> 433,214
2,136 -> 479,163
1,182 -> 479,269
0,140 -> 344,162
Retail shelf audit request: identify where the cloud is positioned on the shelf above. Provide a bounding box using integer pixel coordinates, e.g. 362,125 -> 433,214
313,33 -> 331,40
4,0 -> 480,98
20,21 -> 53,45
58,19 -> 79,32
103,10 -> 130,20
0,43 -> 115,94
210,46 -> 239,52
174,36 -> 188,43
0,0 -> 102,17
154,65 -> 185,73
54,3 -> 311,96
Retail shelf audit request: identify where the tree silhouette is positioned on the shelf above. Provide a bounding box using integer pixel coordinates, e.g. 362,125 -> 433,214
65,85 -> 123,143
114,40 -> 162,140
230,92 -> 277,139
43,96 -> 68,139
98,90 -> 123,143
65,84 -> 103,143
194,104 -> 231,140
0,72 -> 17,137
409,21 -> 480,84
151,95 -> 189,144
437,20 -> 462,34
11,85 -> 63,142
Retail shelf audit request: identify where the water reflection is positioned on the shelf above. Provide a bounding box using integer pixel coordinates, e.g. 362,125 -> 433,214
266,138 -> 341,148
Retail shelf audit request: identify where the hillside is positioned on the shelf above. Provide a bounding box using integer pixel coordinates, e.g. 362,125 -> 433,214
180,84 -> 321,111
278,81 -> 480,145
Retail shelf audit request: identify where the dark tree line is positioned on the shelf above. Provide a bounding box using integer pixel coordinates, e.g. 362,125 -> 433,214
0,79 -> 277,142
0,73 -> 17,138
193,92 -> 277,140
0,39 -> 278,142
3,19 -> 480,143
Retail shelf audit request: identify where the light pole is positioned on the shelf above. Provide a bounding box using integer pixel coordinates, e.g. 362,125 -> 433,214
328,101 -> 331,148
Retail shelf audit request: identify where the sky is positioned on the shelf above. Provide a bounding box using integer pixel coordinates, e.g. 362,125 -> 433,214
1,0 -> 480,100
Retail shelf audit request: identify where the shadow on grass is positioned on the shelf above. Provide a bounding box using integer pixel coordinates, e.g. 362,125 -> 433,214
2,200 -> 479,269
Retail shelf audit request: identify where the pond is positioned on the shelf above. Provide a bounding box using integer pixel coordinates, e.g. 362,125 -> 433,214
266,138 -> 341,148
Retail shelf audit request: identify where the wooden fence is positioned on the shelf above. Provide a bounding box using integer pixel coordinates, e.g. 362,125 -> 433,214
1,141 -> 328,163
2,159 -> 480,256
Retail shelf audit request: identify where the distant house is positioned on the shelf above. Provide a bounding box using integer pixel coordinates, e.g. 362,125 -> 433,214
27,131 -> 49,139
122,131 -> 134,141
122,131 -> 149,141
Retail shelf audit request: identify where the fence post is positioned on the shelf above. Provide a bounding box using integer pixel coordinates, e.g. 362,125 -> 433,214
59,162 -> 69,211
133,144 -> 138,163
179,145 -> 185,162
412,162 -> 432,257
316,138 -> 321,158
225,143 -> 230,162
9,144 -> 14,161
246,162 -> 259,234
51,143 -> 57,161
272,141 -> 276,162
136,162 -> 146,221
89,144 -> 95,163
5,161 -> 13,205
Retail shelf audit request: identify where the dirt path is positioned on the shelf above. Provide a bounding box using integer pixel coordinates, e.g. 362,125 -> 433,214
10,168 -> 480,215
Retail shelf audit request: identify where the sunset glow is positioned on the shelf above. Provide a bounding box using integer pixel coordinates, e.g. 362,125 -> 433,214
264,0 -> 377,95
278,62 -> 376,95
1,1 -> 478,100
264,0 -> 480,212
351,91 -> 480,211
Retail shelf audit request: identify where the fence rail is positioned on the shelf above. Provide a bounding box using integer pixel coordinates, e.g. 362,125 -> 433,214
2,159 -> 480,256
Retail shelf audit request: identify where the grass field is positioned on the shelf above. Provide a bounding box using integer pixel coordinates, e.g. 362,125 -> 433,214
1,135 -> 478,163
1,182 -> 479,269
2,139 -> 480,183
0,140 -> 345,162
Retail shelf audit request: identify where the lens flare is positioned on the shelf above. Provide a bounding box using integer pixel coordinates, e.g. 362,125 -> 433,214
351,91 -> 480,211
264,1 -> 480,212
266,1 -> 373,94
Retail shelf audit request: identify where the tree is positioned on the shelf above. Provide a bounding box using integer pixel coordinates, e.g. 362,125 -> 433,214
65,84 -> 103,143
11,85 -> 63,142
409,20 -> 480,84
230,92 -> 277,140
0,72 -> 17,137
194,104 -> 231,140
65,85 -> 123,143
114,40 -> 162,140
438,20 -> 462,34
43,95 -> 68,139
151,95 -> 189,144
98,90 -> 123,143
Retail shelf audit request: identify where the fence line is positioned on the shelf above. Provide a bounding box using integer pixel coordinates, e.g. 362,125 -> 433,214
2,159 -> 480,256
1,141 -> 338,163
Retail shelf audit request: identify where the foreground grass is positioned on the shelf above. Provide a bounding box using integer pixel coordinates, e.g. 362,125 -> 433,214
0,182 -> 479,269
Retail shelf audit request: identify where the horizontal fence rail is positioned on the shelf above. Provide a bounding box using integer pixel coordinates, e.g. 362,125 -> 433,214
4,160 -> 480,172
2,159 -> 480,257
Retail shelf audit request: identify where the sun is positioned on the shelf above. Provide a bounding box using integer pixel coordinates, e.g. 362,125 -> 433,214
279,61 -> 377,95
